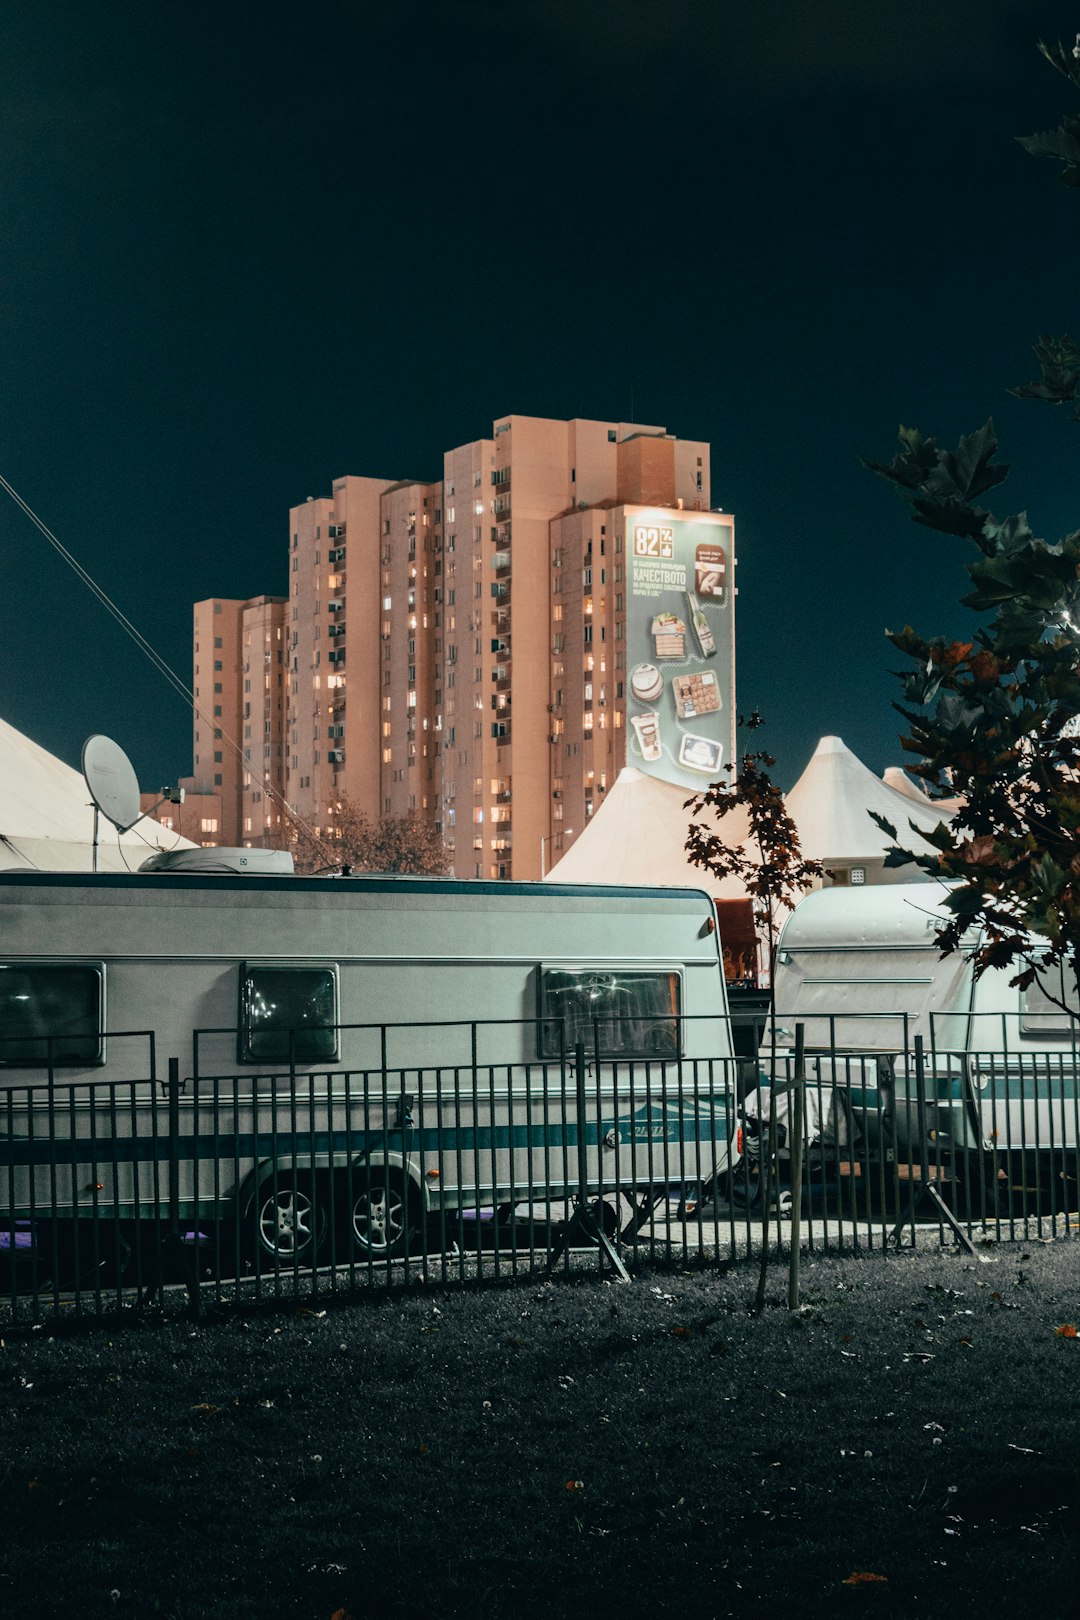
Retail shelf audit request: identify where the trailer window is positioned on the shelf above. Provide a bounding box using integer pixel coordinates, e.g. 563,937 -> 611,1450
1020,962 -> 1080,1037
538,969 -> 681,1059
0,964 -> 103,1066
240,966 -> 338,1063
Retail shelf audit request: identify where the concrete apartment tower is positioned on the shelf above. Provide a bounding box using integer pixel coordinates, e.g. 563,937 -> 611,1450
184,593 -> 287,847
285,474 -> 441,851
192,414 -> 731,874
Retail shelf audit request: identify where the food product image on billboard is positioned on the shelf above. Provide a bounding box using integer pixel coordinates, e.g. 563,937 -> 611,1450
625,511 -> 735,791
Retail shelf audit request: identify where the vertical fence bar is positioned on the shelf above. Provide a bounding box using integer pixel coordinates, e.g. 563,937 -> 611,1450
574,1041 -> 589,1262
4,1086 -> 19,1318
787,1024 -> 805,1310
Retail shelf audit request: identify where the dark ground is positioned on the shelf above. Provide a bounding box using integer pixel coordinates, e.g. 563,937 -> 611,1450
1,1241 -> 1079,1620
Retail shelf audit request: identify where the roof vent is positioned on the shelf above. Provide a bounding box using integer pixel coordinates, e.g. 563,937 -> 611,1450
138,848 -> 295,876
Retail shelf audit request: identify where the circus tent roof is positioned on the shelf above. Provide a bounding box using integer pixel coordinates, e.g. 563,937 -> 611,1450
0,715 -> 193,872
787,736 -> 953,865
543,766 -> 753,895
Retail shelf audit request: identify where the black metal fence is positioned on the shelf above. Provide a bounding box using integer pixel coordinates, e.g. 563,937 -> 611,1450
1,1016 -> 1077,1324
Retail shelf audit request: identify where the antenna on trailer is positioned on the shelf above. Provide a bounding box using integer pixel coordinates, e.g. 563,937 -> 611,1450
81,734 -> 142,872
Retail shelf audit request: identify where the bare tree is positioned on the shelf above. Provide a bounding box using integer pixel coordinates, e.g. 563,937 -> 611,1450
294,799 -> 450,876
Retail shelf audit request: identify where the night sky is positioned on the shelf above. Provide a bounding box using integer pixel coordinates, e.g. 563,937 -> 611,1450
2,0 -> 1078,791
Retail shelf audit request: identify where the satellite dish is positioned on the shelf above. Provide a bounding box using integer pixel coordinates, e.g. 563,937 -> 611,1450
81,735 -> 142,833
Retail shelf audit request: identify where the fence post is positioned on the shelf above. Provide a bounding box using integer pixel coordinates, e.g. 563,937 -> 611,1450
139,1055 -> 184,1313
167,1056 -> 181,1236
914,1033 -> 931,1184
546,1041 -> 629,1281
787,1024 -> 806,1310
574,1040 -> 590,1221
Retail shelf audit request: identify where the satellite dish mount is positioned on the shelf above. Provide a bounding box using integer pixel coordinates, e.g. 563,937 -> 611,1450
81,735 -> 142,872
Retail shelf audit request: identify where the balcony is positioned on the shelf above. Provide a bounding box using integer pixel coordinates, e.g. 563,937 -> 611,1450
490,582 -> 510,601
492,550 -> 511,571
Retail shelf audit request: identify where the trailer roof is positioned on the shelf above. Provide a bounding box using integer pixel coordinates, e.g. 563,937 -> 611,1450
0,869 -> 716,907
779,882 -> 966,952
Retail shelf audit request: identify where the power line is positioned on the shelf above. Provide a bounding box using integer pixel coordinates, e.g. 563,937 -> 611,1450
0,471 -> 337,867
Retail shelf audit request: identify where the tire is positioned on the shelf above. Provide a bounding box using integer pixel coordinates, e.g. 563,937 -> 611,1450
727,1162 -> 765,1209
949,1151 -> 1006,1221
349,1171 -> 412,1258
255,1176 -> 326,1263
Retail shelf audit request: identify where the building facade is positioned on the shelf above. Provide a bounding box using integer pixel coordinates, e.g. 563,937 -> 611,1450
177,593 -> 287,848
195,414 -> 734,876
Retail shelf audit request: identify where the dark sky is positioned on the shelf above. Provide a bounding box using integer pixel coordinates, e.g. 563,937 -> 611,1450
2,0 -> 1078,789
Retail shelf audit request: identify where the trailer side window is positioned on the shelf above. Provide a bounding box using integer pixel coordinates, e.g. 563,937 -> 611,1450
1020,962 -> 1080,1037
537,969 -> 681,1059
0,964 -> 103,1066
240,966 -> 338,1063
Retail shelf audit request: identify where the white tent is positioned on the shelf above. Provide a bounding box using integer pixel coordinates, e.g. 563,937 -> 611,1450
788,736 -> 954,879
543,766 -> 755,895
0,715 -> 193,872
882,765 -> 965,816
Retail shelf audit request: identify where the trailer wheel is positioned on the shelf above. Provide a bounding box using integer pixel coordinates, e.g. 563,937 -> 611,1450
255,1176 -> 325,1262
950,1151 -> 1006,1222
349,1172 -> 414,1258
727,1161 -> 765,1209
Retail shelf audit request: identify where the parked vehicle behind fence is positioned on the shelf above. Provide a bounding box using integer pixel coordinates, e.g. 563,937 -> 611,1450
764,882 -> 1080,1216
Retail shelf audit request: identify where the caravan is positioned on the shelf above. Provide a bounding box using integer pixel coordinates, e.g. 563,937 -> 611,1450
0,859 -> 737,1268
767,883 -> 1080,1213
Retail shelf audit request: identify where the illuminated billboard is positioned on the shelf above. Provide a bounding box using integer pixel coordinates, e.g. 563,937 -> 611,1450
624,508 -> 735,791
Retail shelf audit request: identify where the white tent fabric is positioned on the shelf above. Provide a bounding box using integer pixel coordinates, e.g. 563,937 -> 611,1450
0,715 -> 193,872
543,766 -> 754,895
882,766 -> 965,816
788,736 -> 953,866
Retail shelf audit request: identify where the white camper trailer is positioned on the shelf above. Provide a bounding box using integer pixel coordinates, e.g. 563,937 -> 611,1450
0,862 -> 736,1265
770,883 -> 1080,1211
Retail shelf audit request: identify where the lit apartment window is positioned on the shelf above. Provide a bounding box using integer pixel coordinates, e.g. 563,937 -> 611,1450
200,818 -> 219,834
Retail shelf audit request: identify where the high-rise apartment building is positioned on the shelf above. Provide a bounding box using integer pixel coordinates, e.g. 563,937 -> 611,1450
200,414 -> 735,877
186,593 -> 287,847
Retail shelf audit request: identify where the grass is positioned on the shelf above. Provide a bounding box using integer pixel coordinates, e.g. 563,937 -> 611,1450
1,1241 -> 1079,1619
